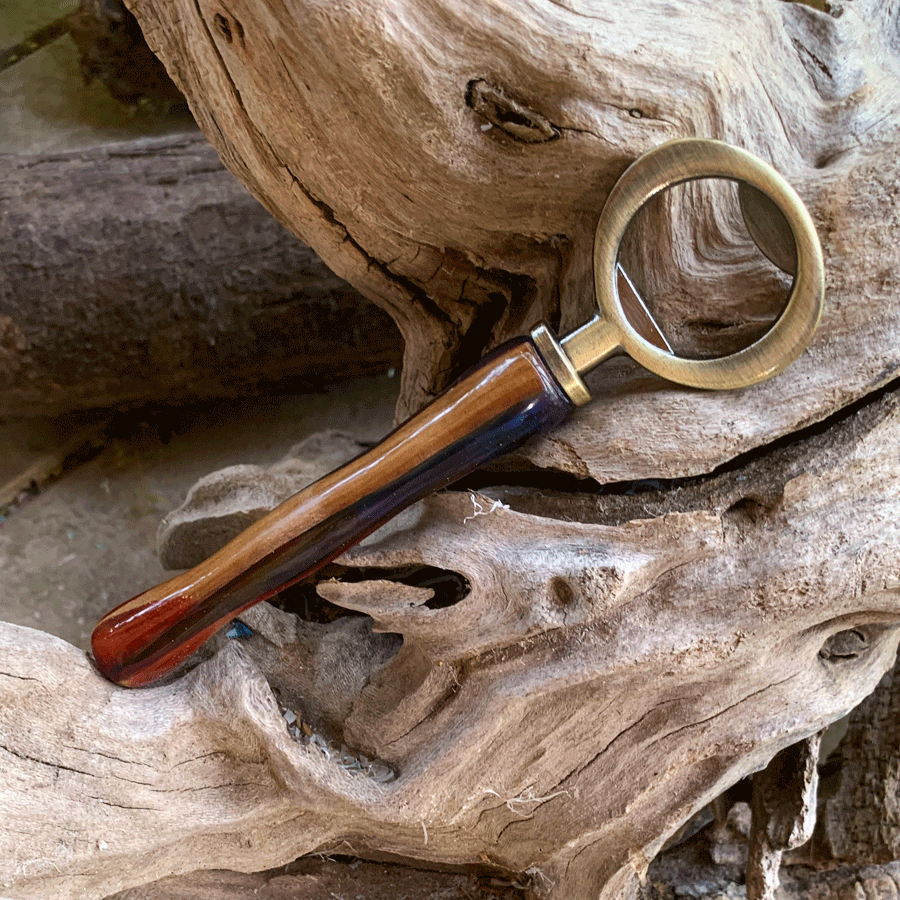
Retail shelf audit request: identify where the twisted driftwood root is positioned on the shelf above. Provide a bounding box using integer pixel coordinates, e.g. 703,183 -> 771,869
4,384 -> 900,899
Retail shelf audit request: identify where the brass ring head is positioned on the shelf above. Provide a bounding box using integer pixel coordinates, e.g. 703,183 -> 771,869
590,138 -> 824,389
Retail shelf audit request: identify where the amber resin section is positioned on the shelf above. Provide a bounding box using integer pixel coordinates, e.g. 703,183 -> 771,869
91,337 -> 574,687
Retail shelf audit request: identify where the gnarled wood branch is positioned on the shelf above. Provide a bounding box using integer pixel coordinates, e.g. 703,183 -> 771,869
4,0 -> 900,897
4,385 -> 900,900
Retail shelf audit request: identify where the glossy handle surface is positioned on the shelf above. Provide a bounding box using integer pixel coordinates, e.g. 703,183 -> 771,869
91,337 -> 574,687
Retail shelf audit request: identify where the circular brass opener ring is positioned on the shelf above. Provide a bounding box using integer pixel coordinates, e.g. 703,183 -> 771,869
591,138 -> 824,390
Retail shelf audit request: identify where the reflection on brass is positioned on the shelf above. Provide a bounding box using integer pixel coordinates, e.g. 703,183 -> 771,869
531,325 -> 591,406
552,264 -> 673,383
615,264 -> 674,353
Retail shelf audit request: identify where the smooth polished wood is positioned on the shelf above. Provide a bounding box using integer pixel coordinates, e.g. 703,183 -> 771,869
91,337 -> 573,686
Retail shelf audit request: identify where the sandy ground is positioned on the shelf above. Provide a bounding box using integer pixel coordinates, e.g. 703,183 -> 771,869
0,377 -> 398,652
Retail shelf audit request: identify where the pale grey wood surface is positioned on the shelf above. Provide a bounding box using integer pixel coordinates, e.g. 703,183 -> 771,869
3,0 -> 900,898
3,392 -> 900,899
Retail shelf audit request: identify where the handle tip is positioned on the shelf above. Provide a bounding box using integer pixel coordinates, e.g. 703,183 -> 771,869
89,586 -> 205,688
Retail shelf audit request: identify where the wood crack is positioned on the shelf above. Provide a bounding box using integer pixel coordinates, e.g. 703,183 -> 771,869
1,744 -> 96,780
659,676 -> 796,747
0,671 -> 43,684
278,165 -> 456,333
85,795 -> 161,811
62,745 -> 159,773
473,373 -> 900,527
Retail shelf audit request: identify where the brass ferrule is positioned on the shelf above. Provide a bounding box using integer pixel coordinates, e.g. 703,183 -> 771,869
530,324 -> 591,406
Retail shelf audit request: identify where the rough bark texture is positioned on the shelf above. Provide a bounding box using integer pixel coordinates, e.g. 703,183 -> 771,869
0,132 -> 402,416
818,657 -> 900,863
747,732 -> 821,900
3,0 -> 900,898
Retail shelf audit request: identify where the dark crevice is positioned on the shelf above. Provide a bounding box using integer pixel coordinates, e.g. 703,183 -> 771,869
280,168 -> 456,334
452,371 -> 900,527
213,13 -> 233,43
272,563 -> 470,621
819,627 -> 871,661
465,79 -> 560,143
544,235 -> 571,335
790,36 -> 834,81
455,464 -> 600,495
451,288 -> 524,381
723,496 -> 768,524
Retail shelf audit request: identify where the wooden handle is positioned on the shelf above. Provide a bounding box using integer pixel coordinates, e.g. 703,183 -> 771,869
91,337 -> 574,686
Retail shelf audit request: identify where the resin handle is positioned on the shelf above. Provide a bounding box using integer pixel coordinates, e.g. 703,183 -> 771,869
91,337 -> 574,687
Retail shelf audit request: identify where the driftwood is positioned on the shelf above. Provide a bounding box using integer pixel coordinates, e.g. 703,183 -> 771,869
3,0 -> 900,898
4,395 -> 900,899
96,857 -> 900,900
817,658 -> 900,862
0,133 -> 401,416
99,856 -> 900,900
747,732 -> 821,900
103,859 -> 521,900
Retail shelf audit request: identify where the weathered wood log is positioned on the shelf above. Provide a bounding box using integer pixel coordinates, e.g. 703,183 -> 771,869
5,385 -> 900,900
4,0 -> 900,898
102,860 -> 513,900
0,132 -> 401,416
96,856 -> 900,900
818,656 -> 900,863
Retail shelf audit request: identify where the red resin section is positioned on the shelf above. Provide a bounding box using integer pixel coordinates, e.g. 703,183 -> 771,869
91,337 -> 573,687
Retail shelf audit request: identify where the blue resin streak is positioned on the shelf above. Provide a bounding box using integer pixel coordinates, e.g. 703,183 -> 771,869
92,337 -> 574,686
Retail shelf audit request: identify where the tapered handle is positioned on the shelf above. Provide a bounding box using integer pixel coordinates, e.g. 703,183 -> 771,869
91,337 -> 574,686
